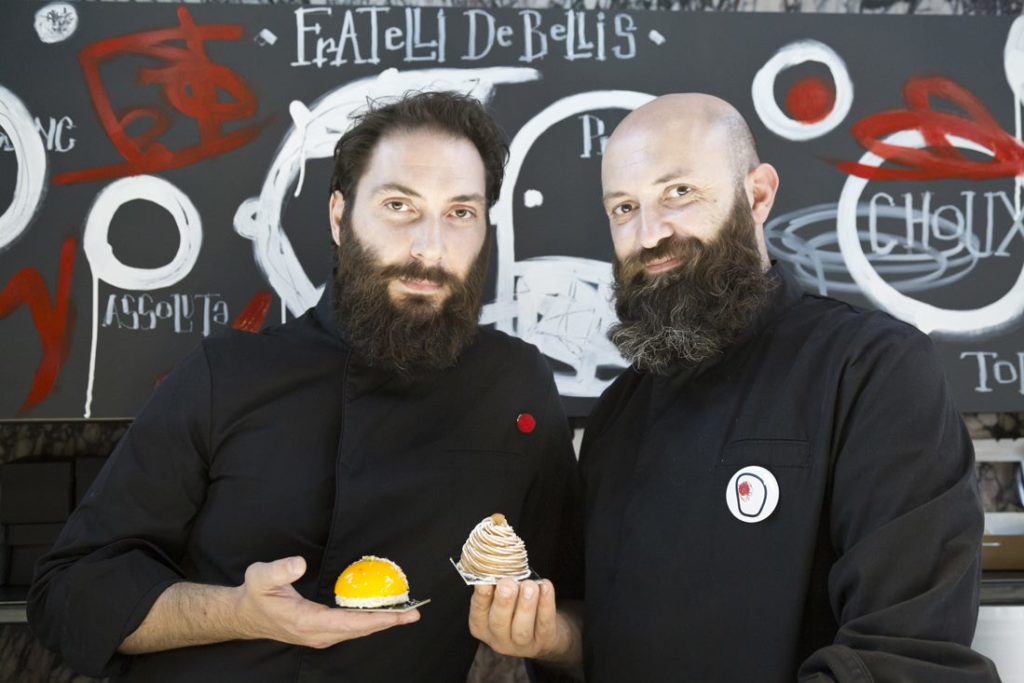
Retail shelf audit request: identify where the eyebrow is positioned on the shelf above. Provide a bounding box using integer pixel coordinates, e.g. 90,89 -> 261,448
449,193 -> 486,205
654,170 -> 687,185
373,183 -> 422,198
603,169 -> 691,203
372,184 -> 484,205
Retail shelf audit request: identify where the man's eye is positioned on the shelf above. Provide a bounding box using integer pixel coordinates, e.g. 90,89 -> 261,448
452,208 -> 476,220
612,203 -> 635,217
671,185 -> 691,198
386,200 -> 409,212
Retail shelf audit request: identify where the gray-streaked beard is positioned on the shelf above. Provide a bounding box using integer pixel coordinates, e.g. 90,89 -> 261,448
332,218 -> 490,378
609,190 -> 773,376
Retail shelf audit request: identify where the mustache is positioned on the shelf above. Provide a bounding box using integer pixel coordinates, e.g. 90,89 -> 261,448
379,261 -> 456,288
616,236 -> 706,285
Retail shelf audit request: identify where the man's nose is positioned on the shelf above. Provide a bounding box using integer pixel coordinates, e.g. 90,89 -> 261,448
411,217 -> 444,264
637,206 -> 674,250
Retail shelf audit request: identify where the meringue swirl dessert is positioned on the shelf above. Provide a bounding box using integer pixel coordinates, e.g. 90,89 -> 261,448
459,513 -> 531,580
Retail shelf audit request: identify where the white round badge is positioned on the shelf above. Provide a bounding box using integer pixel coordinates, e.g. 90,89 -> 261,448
726,466 -> 779,523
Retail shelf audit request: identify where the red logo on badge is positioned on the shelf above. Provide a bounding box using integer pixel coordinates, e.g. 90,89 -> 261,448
738,481 -> 752,500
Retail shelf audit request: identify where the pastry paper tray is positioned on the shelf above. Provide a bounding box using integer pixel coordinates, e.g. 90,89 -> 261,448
450,557 -> 540,585
335,598 -> 430,613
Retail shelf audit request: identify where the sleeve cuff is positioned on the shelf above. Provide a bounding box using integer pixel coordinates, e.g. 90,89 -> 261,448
61,545 -> 182,676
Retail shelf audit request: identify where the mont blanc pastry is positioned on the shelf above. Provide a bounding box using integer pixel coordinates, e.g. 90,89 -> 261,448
458,513 -> 531,580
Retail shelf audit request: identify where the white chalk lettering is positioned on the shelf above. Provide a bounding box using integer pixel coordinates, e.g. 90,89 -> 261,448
294,8 -> 388,67
293,8 -> 639,67
613,14 -> 637,59
385,26 -> 404,52
463,9 -> 496,61
992,190 -> 1024,256
866,190 -> 1023,259
961,351 -> 1024,395
566,11 -> 594,61
291,7 -> 330,67
962,351 -> 998,392
405,8 -> 445,63
11,115 -> 76,153
579,114 -> 608,159
101,293 -> 231,336
361,8 -> 386,65
520,11 -> 547,63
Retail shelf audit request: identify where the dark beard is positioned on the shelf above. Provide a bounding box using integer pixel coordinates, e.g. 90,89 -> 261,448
332,220 -> 489,378
609,189 -> 773,375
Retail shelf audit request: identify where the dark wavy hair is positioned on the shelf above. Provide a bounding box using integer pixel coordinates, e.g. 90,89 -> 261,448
330,90 -> 509,209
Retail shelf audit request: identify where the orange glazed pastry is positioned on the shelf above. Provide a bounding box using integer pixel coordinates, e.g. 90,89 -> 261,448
334,556 -> 410,608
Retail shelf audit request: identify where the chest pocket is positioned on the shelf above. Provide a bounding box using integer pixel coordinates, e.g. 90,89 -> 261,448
716,438 -> 810,470
423,448 -> 532,521
432,448 -> 524,473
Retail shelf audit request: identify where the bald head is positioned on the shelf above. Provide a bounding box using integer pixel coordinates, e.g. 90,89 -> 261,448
610,94 -> 760,183
601,93 -> 778,271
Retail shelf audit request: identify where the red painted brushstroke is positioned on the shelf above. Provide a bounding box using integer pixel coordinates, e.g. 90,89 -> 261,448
54,7 -> 266,186
231,290 -> 272,333
0,237 -> 77,415
786,76 -> 835,124
838,77 -> 1024,182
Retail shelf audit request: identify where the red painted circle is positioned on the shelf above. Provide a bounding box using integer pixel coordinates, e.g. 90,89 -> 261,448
516,413 -> 536,434
785,76 -> 836,124
738,482 -> 752,498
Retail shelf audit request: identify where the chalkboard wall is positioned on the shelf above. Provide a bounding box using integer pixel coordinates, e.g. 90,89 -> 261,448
2,0 -> 1024,418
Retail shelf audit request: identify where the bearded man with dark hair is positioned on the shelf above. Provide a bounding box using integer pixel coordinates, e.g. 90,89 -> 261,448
30,91 -> 581,683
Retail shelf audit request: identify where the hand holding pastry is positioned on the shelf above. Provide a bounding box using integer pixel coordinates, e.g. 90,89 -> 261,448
468,577 -> 574,662
235,556 -> 419,649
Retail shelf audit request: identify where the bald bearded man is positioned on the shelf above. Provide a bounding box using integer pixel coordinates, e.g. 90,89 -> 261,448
470,94 -> 998,682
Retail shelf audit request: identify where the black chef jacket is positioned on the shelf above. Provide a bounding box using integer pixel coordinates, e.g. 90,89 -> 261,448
28,286 -> 581,682
579,264 -> 998,682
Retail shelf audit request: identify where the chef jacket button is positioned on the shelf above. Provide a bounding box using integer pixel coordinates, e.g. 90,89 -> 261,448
516,413 -> 536,434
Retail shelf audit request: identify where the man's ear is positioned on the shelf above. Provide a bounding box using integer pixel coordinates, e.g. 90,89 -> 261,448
747,163 -> 780,227
329,191 -> 345,246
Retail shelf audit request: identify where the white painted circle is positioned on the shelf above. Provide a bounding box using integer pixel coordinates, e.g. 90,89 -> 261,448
751,40 -> 853,141
836,131 -> 1024,337
83,176 -> 202,291
0,85 -> 47,252
34,3 -> 78,44
726,466 -> 779,523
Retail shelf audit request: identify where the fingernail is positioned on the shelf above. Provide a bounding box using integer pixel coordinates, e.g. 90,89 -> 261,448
498,583 -> 514,598
288,558 -> 302,574
523,584 -> 536,600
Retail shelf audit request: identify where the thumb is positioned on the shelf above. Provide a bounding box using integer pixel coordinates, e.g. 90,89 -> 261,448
249,556 -> 306,589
